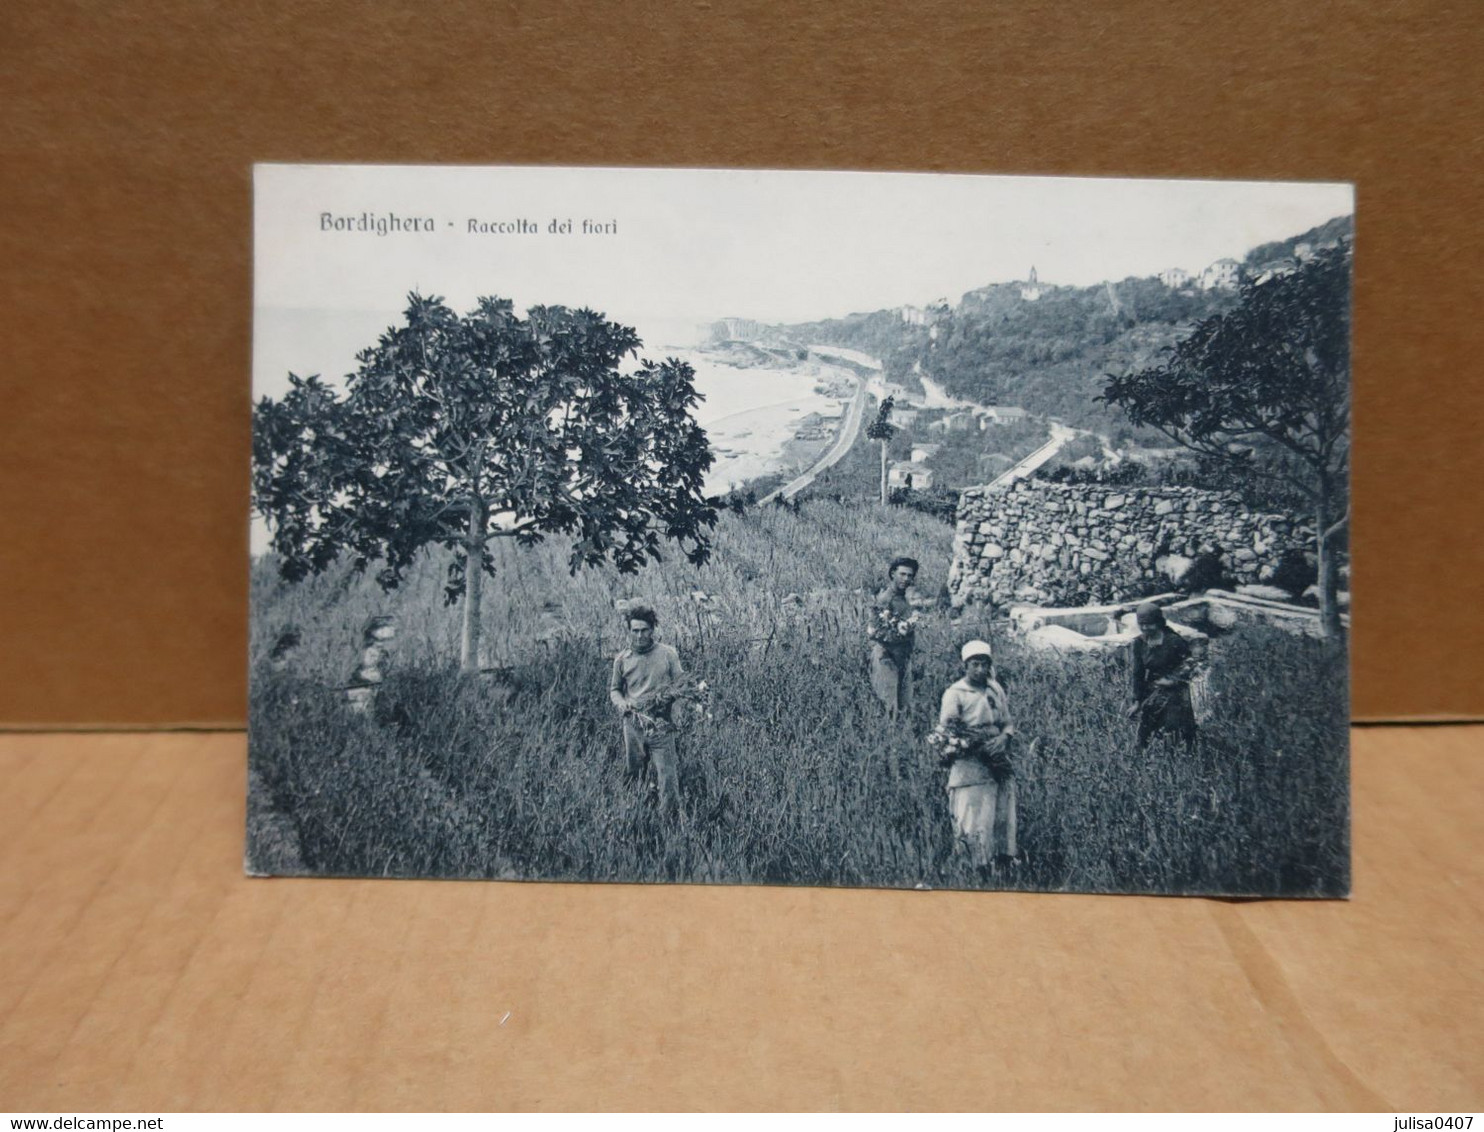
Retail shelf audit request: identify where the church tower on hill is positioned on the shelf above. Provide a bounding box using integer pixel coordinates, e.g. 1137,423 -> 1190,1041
1020,266 -> 1043,302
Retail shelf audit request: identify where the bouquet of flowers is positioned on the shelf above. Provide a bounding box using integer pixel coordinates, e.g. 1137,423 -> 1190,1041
925,718 -> 1015,781
868,605 -> 920,648
630,674 -> 714,734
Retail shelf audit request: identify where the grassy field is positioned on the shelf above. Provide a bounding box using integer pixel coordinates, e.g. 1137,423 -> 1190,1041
248,498 -> 1349,897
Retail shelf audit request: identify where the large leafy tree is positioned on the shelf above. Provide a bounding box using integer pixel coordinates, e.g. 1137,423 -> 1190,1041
253,293 -> 717,670
1100,243 -> 1352,637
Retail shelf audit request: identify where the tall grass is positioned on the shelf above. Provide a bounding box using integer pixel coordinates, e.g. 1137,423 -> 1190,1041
248,499 -> 1348,896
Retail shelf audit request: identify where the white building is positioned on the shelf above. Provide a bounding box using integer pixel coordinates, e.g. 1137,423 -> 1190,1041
1199,259 -> 1241,292
910,443 -> 941,463
982,405 -> 1028,424
888,461 -> 934,490
1159,267 -> 1192,289
928,410 -> 978,434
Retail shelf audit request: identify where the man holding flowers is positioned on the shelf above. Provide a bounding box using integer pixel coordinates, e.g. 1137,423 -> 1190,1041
929,639 -> 1019,868
868,555 -> 921,718
609,603 -> 686,814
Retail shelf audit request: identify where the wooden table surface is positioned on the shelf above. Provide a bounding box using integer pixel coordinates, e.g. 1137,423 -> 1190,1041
1,727 -> 1479,1112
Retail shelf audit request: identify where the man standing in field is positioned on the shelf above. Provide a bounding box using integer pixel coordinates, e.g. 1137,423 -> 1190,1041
868,556 -> 920,718
609,604 -> 685,814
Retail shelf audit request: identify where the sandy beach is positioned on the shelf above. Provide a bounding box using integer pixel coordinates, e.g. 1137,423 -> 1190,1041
670,347 -> 857,494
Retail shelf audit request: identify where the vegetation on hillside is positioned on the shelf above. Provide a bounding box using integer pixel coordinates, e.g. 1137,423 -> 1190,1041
771,216 -> 1354,437
250,498 -> 1348,896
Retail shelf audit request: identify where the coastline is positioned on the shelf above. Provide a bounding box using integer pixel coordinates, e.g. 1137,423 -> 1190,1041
672,346 -> 862,496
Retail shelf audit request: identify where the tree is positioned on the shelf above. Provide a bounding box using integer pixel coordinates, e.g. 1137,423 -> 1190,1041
252,293 -> 717,671
864,395 -> 897,506
1100,243 -> 1352,637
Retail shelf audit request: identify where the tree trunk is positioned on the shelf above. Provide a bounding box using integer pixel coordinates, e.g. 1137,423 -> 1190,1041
1315,485 -> 1345,641
459,501 -> 488,673
879,439 -> 889,507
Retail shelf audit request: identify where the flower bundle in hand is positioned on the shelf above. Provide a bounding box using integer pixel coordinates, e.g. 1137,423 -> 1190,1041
867,606 -> 920,648
926,718 -> 1015,781
630,675 -> 714,734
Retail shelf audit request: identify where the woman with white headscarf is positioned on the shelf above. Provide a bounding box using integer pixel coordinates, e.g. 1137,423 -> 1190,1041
931,639 -> 1018,869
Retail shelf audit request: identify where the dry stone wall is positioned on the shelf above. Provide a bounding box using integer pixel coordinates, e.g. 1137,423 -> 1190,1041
948,480 -> 1314,608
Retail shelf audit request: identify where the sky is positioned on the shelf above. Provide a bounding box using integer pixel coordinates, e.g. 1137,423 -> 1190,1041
253,163 -> 1353,400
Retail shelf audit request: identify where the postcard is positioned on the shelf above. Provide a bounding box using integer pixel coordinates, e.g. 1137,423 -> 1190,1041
249,164 -> 1352,896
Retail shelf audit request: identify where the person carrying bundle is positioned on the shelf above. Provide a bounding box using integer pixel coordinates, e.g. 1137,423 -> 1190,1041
929,639 -> 1019,869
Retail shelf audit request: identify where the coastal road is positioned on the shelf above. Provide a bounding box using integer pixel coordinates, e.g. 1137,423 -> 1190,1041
758,369 -> 871,504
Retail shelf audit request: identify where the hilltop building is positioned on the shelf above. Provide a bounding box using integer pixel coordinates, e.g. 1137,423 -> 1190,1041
1199,259 -> 1241,292
899,302 -> 949,328
1020,266 -> 1044,302
1159,267 -> 1192,289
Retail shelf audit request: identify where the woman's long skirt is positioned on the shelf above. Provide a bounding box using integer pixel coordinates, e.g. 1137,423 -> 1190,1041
948,776 -> 1017,865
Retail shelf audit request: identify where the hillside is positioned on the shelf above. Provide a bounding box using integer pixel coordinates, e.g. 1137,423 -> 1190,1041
772,309 -> 933,394
249,497 -> 1348,895
770,215 -> 1354,436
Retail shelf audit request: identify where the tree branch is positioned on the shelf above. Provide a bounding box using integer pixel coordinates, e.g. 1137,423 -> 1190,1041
1323,507 -> 1349,542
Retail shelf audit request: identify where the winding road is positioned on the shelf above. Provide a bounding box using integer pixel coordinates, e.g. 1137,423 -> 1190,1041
757,368 -> 871,504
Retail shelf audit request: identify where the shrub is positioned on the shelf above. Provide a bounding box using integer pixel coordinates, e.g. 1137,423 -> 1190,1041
1270,549 -> 1318,597
888,485 -> 960,524
1182,551 -> 1230,593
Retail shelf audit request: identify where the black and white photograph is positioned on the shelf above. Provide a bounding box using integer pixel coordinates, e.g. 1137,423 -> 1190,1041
249,164 -> 1352,897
